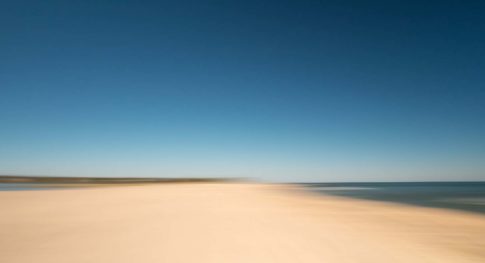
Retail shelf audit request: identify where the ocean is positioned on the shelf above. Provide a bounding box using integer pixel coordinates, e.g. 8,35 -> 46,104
0,183 -> 61,191
302,181 -> 485,214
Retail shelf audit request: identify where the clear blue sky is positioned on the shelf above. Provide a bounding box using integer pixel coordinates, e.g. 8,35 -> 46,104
1,1 -> 484,181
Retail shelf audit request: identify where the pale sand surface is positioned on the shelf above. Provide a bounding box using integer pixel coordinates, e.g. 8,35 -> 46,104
1,183 -> 484,263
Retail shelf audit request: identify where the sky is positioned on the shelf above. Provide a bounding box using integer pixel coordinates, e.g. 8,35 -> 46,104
1,0 -> 484,181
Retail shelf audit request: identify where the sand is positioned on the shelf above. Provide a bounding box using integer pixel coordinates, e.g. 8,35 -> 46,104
1,183 -> 484,263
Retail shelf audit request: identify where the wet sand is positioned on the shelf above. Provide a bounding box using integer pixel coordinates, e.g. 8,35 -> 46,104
1,183 -> 484,262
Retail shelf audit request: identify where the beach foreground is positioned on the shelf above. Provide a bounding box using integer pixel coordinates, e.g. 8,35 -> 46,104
1,183 -> 484,263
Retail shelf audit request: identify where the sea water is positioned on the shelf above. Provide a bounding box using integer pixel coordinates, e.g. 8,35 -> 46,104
303,181 -> 485,214
0,183 -> 59,191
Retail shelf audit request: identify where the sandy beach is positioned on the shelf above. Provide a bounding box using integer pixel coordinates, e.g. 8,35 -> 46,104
1,183 -> 484,263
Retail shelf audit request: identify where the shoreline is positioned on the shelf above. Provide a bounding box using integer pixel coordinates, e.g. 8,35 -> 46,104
0,175 -> 237,184
1,183 -> 484,262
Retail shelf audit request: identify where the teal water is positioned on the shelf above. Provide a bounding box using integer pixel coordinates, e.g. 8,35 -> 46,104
0,183 -> 60,191
302,182 -> 485,214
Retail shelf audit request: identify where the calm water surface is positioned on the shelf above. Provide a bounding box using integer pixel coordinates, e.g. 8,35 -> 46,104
303,182 -> 485,214
0,183 -> 64,191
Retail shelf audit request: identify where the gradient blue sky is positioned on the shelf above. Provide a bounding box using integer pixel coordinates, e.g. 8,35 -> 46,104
1,1 -> 484,181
